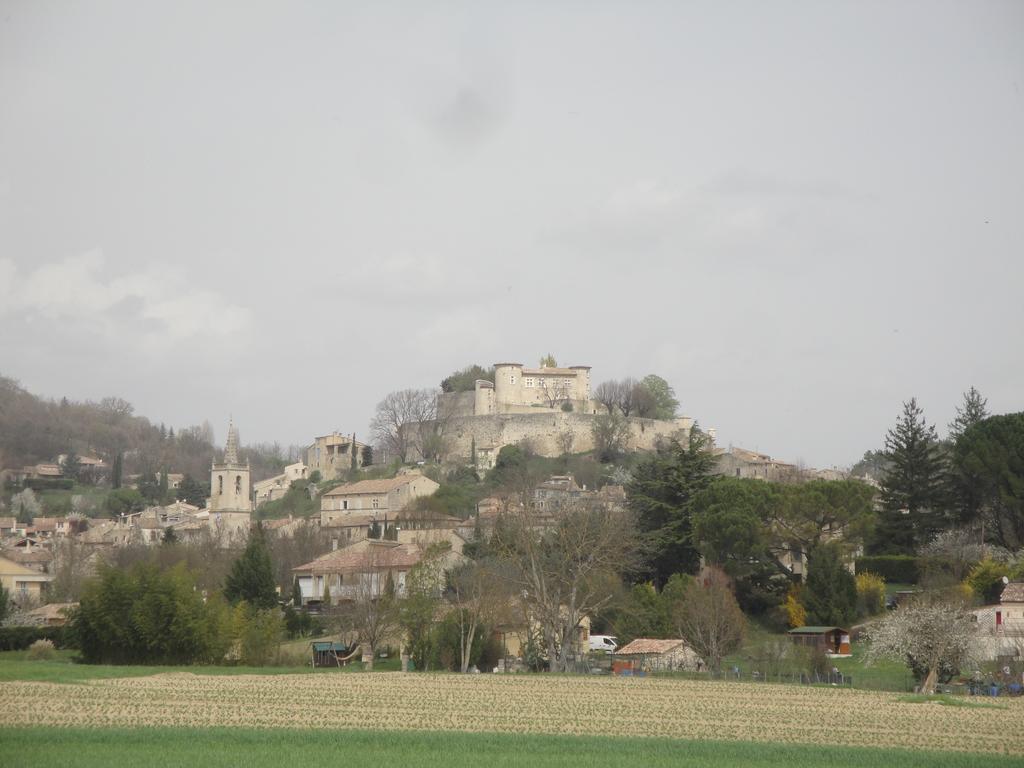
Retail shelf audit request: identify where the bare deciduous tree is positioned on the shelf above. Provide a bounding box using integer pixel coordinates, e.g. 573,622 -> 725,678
336,548 -> 401,671
538,377 -> 572,409
557,430 -> 575,456
864,593 -> 979,693
448,559 -> 513,673
593,380 -> 621,415
266,520 -> 331,594
672,566 -> 746,673
592,412 -> 630,461
617,377 -> 640,417
494,498 -> 637,672
370,389 -> 440,463
49,537 -> 96,602
630,381 -> 658,418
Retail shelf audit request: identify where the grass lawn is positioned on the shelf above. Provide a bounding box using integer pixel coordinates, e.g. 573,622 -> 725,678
711,621 -> 913,692
0,727 -> 1017,768
0,649 -> 401,684
831,641 -> 913,691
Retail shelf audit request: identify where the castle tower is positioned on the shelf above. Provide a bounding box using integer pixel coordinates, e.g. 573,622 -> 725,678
493,362 -> 524,412
209,419 -> 252,537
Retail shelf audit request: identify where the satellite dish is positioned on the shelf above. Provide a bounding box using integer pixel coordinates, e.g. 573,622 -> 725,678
1003,576 -> 1010,584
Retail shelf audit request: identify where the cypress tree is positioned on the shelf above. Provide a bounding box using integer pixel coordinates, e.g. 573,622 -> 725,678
803,543 -> 857,626
63,449 -> 81,482
112,452 -> 123,489
224,524 -> 278,609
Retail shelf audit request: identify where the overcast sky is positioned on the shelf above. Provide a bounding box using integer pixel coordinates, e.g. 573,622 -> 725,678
1,1 -> 1022,468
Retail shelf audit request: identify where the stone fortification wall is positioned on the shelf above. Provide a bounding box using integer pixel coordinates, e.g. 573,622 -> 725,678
439,391 -> 477,418
436,412 -> 694,468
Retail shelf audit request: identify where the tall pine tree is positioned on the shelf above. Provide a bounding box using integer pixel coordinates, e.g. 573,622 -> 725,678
627,426 -> 716,586
224,524 -> 278,609
948,386 -> 989,442
948,387 -> 990,524
876,398 -> 947,554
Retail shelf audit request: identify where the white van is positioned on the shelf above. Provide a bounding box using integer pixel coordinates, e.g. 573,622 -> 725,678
589,635 -> 618,653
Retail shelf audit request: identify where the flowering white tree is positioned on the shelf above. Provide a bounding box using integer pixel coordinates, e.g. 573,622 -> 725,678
864,595 -> 978,694
11,488 -> 41,524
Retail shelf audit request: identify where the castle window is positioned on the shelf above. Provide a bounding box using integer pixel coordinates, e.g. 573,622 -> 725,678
218,476 -> 224,494
372,498 -> 379,509
342,500 -> 348,510
525,378 -> 534,388
235,476 -> 241,494
510,375 -> 516,385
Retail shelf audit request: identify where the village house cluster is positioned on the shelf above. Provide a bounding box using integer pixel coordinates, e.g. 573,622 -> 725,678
4,359 -> 1008,678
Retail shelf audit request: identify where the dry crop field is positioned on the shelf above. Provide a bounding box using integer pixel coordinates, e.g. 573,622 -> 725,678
3,672 -> 1024,755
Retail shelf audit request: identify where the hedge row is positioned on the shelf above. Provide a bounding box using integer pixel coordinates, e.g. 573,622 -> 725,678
855,555 -> 977,584
0,626 -> 70,651
854,555 -> 920,583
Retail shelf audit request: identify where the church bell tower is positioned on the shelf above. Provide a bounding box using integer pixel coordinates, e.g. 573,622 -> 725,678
209,419 -> 252,536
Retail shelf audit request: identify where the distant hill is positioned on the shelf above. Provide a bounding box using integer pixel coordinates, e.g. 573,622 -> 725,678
0,374 -> 290,482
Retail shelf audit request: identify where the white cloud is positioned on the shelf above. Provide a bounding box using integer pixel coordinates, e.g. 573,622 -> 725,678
0,251 -> 251,350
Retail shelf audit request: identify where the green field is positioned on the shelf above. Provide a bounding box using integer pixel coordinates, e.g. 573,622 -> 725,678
1,728 -> 1018,768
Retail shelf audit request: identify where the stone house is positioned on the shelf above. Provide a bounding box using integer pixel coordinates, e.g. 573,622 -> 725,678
972,582 -> 1024,660
292,538 -> 462,605
712,446 -> 798,481
319,475 -> 440,524
492,604 -> 591,664
132,502 -> 203,545
613,638 -> 703,673
305,433 -> 369,482
254,462 -> 308,506
0,553 -> 52,605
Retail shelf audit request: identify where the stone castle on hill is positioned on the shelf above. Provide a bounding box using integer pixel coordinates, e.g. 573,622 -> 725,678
427,361 -> 702,468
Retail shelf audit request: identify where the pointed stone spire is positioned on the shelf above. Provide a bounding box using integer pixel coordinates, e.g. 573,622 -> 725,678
224,419 -> 240,465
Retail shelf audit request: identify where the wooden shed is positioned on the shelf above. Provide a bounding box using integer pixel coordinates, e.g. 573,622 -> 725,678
310,641 -> 349,668
787,626 -> 851,656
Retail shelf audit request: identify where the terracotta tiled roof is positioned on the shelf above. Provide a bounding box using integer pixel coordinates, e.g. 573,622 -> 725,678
171,519 -> 206,532
78,522 -> 116,543
394,510 -> 463,524
31,518 -> 59,531
323,477 -> 424,496
11,549 -> 52,566
25,602 -> 78,622
0,517 -> 16,529
321,514 -> 379,528
521,367 -> 585,376
1001,582 -> 1024,604
616,638 -> 686,656
293,542 -> 424,574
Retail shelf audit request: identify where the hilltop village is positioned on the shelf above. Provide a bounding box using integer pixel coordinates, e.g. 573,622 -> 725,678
0,358 -> 846,565
0,363 -> 1019,691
